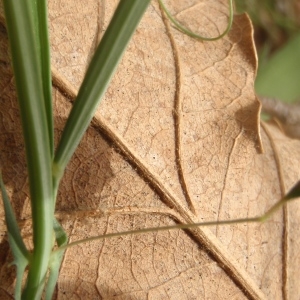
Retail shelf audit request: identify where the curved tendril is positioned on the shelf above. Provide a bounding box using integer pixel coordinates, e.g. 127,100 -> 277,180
158,0 -> 234,41
53,180 -> 300,254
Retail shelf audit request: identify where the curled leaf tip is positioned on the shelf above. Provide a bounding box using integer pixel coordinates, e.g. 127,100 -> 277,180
158,0 -> 234,41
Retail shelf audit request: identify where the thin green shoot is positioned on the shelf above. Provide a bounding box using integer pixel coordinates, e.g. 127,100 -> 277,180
30,0 -> 53,156
1,1 -> 151,298
3,1 -> 54,298
0,172 -> 30,299
54,180 -> 300,254
52,0 -> 150,189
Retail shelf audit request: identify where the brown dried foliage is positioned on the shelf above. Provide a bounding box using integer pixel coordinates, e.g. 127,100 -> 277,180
0,1 -> 300,299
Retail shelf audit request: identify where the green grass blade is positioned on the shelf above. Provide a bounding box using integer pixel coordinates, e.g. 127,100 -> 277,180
0,172 -> 29,300
0,172 -> 29,259
1,172 -> 29,300
9,239 -> 29,300
53,0 -> 150,182
31,0 -> 54,157
3,1 -> 54,298
8,0 -> 53,157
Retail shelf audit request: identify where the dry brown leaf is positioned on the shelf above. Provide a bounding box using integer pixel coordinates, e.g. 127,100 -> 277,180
1,1 -> 300,299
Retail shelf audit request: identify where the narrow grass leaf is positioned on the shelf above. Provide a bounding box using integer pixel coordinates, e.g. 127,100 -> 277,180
0,172 -> 29,259
9,238 -> 29,300
53,0 -> 151,182
30,0 -> 54,156
0,172 -> 29,300
3,1 -> 54,298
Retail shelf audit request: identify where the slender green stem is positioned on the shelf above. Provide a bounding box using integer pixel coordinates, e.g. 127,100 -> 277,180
54,216 -> 260,253
3,1 -> 54,298
34,0 -> 54,157
53,0 -> 151,184
0,172 -> 29,259
28,0 -> 53,157
0,172 -> 30,300
158,0 -> 234,41
55,180 -> 300,253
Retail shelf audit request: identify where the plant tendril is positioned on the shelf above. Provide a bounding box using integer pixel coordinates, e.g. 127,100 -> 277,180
54,180 -> 300,253
158,0 -> 234,41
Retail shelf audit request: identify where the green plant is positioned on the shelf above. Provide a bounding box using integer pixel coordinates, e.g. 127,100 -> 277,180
1,1 -> 300,299
2,1 -> 150,298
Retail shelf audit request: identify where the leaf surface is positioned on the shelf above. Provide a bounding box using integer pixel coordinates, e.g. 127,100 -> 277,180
0,1 -> 300,299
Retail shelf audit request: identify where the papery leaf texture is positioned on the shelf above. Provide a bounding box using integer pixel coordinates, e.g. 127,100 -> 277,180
0,1 -> 300,299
